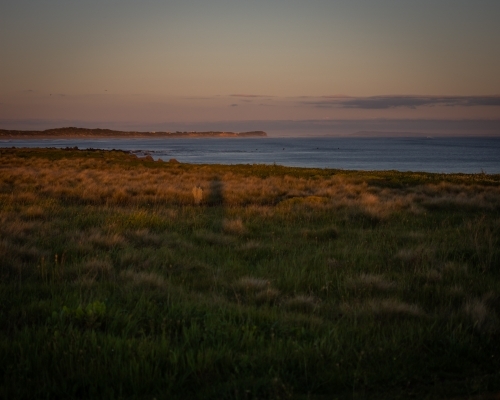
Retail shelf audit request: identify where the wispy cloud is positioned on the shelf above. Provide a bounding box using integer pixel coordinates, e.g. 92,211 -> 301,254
303,95 -> 500,109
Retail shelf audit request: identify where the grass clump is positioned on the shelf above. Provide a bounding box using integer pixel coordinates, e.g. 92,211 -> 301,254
1,147 -> 500,399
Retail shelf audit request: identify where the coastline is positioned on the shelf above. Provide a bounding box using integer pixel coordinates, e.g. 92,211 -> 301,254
0,127 -> 267,139
2,135 -> 499,174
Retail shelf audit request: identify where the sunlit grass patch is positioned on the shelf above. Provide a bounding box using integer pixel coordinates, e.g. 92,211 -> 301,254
192,186 -> 203,205
276,195 -> 331,211
110,188 -> 130,205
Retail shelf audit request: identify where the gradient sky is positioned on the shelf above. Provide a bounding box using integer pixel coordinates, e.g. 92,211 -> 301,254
1,0 -> 500,134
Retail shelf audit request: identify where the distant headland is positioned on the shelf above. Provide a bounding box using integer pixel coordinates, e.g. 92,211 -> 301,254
0,127 -> 267,138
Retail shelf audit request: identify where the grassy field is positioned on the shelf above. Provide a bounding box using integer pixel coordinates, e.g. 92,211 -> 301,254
1,147 -> 499,399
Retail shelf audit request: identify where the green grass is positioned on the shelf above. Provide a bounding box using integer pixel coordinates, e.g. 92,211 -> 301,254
1,147 -> 500,399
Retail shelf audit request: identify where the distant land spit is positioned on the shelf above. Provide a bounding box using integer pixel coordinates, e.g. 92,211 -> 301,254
0,127 -> 267,138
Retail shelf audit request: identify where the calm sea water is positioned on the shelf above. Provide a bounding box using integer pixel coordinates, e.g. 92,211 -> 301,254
1,137 -> 499,174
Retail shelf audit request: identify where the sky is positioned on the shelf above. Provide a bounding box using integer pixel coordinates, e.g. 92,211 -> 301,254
1,0 -> 500,135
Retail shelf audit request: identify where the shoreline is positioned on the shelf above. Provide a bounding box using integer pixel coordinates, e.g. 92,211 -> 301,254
2,147 -> 499,179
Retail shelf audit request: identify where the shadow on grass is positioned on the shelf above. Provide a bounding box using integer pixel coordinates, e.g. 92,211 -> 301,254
206,177 -> 224,207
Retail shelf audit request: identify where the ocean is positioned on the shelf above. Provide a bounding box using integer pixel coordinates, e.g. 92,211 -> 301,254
1,136 -> 499,174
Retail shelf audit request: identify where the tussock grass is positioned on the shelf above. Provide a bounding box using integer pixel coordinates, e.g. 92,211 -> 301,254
348,273 -> 397,292
119,269 -> 168,289
255,288 -> 281,305
341,299 -> 425,318
462,293 -> 500,334
193,229 -> 235,246
22,205 -> 45,219
231,276 -> 282,306
88,231 -> 126,249
394,246 -> 435,270
239,240 -> 261,251
301,225 -> 339,240
1,148 -> 500,399
192,186 -> 203,205
235,276 -> 270,292
222,218 -> 246,235
284,295 -> 319,312
125,229 -> 163,247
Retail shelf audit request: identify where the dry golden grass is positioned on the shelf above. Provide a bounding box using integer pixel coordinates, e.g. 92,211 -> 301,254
22,205 -> 45,219
222,218 -> 246,235
2,150 -> 500,217
192,186 -> 203,205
